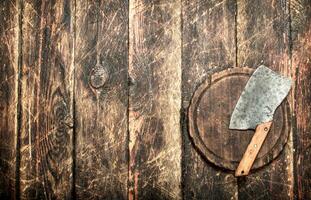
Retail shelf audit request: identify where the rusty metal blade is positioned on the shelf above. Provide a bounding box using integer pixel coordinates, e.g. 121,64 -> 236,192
229,65 -> 292,130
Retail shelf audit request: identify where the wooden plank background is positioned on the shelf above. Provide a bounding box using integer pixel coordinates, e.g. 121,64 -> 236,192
181,0 -> 238,199
0,0 -> 310,199
19,0 -> 74,199
0,0 -> 19,199
291,0 -> 311,199
128,0 -> 182,199
236,0 -> 294,199
74,0 -> 128,199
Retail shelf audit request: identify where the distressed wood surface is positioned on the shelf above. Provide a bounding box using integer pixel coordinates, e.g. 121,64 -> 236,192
0,0 -> 311,199
74,0 -> 129,199
237,0 -> 295,199
291,0 -> 311,199
128,0 -> 182,199
0,0 -> 20,199
19,0 -> 74,199
182,0 -> 238,199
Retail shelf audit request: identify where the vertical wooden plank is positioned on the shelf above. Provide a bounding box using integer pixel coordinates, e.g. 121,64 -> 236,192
237,0 -> 295,199
291,0 -> 311,199
20,0 -> 74,199
128,0 -> 182,199
0,0 -> 19,199
182,0 -> 238,199
75,0 -> 128,199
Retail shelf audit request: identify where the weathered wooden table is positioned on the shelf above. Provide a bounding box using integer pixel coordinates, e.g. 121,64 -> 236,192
1,0 -> 310,199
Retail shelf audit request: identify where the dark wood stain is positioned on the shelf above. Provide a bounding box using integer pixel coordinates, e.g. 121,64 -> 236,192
0,0 -> 19,199
129,0 -> 182,199
182,0 -> 238,199
19,0 -> 74,199
291,0 -> 311,199
237,0 -> 295,199
0,0 -> 310,199
75,0 -> 129,199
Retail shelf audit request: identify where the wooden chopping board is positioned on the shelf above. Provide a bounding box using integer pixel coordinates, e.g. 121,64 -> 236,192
188,67 -> 290,170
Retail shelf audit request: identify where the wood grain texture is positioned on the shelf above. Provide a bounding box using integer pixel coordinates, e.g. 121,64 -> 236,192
74,0 -> 128,199
235,121 -> 273,177
19,0 -> 74,199
1,0 -> 311,199
237,0 -> 295,199
128,0 -> 182,199
0,0 -> 20,199
182,0 -> 238,199
291,0 -> 311,199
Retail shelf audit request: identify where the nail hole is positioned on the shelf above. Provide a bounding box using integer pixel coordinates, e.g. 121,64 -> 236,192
241,170 -> 244,174
264,127 -> 268,131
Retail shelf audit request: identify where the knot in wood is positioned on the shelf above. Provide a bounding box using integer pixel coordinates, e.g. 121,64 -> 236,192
89,64 -> 109,89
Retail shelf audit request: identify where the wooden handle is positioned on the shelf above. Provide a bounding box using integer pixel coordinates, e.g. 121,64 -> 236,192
235,121 -> 273,176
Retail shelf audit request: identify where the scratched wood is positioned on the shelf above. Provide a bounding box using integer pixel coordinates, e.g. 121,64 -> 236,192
19,0 -> 74,199
0,0 -> 19,199
291,0 -> 311,199
128,0 -> 182,199
74,0 -> 129,199
1,0 -> 311,199
237,0 -> 295,199
182,0 -> 238,199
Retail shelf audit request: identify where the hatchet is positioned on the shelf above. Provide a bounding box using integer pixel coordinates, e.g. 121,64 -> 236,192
229,65 -> 291,176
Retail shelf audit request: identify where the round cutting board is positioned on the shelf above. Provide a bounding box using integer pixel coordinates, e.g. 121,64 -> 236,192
188,67 -> 290,170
